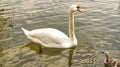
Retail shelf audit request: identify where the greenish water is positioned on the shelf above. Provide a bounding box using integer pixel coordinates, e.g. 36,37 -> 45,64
0,0 -> 120,67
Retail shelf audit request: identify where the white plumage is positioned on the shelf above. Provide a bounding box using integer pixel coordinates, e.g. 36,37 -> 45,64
21,4 -> 81,48
22,28 -> 73,48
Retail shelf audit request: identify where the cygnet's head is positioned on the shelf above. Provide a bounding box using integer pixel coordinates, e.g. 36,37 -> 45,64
101,51 -> 109,55
70,4 -> 81,12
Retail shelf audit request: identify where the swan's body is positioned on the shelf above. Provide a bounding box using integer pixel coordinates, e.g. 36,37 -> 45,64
21,4 -> 81,48
22,28 -> 73,48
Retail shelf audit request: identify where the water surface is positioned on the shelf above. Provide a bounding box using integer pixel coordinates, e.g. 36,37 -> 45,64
0,0 -> 120,67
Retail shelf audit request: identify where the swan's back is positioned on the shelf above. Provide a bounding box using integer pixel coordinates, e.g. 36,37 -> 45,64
22,28 -> 74,48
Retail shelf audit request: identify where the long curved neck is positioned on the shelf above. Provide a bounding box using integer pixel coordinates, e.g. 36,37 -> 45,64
104,52 -> 110,62
69,8 -> 77,45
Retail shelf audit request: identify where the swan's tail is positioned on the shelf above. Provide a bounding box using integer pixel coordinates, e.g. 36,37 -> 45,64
21,28 -> 30,36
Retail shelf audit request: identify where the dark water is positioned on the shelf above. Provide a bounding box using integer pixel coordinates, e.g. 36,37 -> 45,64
0,0 -> 120,67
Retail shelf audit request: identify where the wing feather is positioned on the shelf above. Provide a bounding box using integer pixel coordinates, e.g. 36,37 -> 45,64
27,28 -> 73,48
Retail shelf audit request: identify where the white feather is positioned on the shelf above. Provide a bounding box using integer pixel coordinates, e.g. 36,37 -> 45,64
22,28 -> 74,48
21,28 -> 30,36
21,4 -> 80,48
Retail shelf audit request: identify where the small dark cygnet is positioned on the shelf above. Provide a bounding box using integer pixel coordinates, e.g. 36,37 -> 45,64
101,51 -> 120,67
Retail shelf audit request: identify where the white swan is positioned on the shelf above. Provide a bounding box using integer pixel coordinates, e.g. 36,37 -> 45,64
21,4 -> 81,48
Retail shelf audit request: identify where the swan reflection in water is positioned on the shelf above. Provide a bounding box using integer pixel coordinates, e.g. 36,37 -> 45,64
24,42 -> 74,67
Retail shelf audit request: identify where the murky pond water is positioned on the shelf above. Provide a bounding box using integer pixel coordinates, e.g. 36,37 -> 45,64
0,0 -> 120,67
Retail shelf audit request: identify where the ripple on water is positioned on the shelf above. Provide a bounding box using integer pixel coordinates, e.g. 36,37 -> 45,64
0,0 -> 120,67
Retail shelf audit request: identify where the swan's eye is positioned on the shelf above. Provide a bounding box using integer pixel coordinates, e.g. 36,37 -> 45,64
76,6 -> 81,12
76,6 -> 80,9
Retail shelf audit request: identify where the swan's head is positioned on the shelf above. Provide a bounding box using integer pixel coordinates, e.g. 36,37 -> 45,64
70,4 -> 81,12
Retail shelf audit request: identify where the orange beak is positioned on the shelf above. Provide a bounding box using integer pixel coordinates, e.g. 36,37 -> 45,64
77,7 -> 81,12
